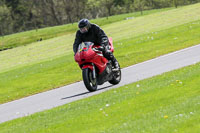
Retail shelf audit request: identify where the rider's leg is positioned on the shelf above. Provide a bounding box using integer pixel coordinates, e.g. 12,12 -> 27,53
103,50 -> 119,69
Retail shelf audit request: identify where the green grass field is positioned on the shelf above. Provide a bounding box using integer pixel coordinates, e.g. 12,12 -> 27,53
0,61 -> 199,133
1,3 -> 200,104
0,8 -> 171,51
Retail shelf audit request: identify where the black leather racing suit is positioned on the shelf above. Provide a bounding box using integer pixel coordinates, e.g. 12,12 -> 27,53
73,23 -> 118,66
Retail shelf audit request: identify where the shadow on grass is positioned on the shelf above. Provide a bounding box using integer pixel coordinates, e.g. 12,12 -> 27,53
61,85 -> 114,100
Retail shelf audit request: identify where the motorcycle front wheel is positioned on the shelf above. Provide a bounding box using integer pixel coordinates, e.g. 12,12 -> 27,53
82,68 -> 97,92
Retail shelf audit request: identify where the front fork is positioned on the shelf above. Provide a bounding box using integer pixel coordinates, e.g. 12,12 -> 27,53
82,63 -> 96,79
92,63 -> 96,79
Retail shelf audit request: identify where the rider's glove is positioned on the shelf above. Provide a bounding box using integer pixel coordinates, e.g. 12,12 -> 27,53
97,46 -> 105,52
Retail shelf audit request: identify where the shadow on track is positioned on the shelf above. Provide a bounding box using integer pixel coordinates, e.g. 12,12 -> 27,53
61,85 -> 114,100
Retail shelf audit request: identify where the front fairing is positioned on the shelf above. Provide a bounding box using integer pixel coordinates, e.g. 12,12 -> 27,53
74,43 -> 96,63
74,42 -> 108,74
81,45 -> 96,60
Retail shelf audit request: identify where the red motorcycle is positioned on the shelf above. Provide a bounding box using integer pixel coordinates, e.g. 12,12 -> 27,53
74,38 -> 121,92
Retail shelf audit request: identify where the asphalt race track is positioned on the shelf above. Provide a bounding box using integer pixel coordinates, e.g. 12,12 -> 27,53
1,44 -> 200,123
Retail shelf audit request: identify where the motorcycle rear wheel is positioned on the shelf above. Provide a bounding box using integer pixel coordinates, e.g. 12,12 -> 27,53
82,68 -> 97,92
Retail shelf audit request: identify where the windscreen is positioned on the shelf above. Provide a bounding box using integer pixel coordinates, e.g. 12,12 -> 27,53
78,42 -> 94,52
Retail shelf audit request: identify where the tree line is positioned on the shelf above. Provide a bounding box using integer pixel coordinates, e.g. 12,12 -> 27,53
0,0 -> 199,36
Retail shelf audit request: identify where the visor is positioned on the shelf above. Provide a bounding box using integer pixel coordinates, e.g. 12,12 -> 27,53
80,26 -> 88,33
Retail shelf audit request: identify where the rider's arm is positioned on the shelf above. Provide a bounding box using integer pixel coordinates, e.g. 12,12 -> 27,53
94,24 -> 109,47
73,31 -> 82,54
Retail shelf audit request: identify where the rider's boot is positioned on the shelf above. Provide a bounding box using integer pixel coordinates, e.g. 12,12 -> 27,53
111,57 -> 120,69
103,49 -> 119,69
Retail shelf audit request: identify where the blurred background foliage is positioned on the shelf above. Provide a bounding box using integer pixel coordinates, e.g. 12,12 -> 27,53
0,0 -> 200,36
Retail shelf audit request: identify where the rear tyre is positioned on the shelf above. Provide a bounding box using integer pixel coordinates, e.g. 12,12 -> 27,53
82,68 -> 97,92
109,68 -> 121,85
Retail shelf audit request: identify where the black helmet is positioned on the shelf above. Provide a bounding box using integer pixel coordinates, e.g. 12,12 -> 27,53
78,19 -> 91,33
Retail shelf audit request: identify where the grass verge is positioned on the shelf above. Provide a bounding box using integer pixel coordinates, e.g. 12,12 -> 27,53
0,60 -> 200,133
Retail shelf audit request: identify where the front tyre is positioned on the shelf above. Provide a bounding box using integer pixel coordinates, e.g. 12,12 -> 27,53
82,68 -> 97,92
109,68 -> 121,85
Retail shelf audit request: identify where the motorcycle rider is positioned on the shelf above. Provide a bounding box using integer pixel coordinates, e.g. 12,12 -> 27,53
73,18 -> 119,69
